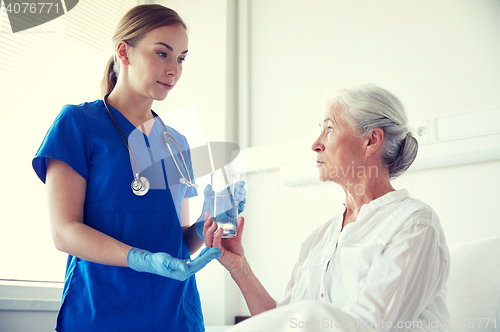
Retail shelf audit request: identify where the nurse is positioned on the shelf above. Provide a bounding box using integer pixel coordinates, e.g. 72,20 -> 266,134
32,4 -> 241,332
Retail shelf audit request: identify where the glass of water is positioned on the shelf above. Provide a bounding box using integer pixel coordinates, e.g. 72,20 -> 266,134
210,170 -> 240,238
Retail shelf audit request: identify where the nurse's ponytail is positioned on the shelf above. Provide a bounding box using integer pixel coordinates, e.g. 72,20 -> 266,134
100,4 -> 187,98
101,56 -> 118,98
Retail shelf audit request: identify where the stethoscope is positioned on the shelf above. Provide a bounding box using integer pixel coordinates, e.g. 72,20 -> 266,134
103,94 -> 197,196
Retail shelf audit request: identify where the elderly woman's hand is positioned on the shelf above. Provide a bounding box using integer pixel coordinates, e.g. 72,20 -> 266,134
202,212 -> 245,273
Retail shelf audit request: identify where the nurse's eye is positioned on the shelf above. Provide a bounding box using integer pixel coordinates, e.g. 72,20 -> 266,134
177,57 -> 186,63
157,52 -> 168,58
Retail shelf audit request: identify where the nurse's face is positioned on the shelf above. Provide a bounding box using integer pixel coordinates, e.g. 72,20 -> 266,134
124,24 -> 188,101
312,107 -> 367,184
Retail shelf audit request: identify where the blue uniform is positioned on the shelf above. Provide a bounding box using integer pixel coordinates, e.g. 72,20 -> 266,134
32,100 -> 204,332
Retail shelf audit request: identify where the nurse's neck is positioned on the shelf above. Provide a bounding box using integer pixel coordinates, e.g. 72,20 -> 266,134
107,87 -> 155,134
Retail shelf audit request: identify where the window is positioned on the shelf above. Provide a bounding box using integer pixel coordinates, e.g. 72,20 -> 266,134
0,0 -> 139,282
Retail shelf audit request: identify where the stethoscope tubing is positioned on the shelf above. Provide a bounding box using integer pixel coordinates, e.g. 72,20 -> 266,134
103,96 -> 141,180
151,111 -> 197,188
103,94 -> 196,195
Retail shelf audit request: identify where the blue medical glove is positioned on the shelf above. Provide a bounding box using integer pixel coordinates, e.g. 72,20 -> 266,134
127,246 -> 221,281
234,181 -> 247,213
195,181 -> 247,240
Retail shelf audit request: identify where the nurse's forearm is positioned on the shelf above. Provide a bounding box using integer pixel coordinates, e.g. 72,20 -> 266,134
181,197 -> 204,255
230,257 -> 277,316
46,158 -> 132,267
183,224 -> 204,255
53,221 -> 132,267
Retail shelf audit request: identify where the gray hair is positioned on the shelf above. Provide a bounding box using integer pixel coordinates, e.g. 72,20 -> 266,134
331,84 -> 418,178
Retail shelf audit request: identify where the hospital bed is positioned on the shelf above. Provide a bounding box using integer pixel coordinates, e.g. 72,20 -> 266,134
206,236 -> 500,332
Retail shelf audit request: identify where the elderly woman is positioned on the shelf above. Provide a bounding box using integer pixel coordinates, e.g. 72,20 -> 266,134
203,84 -> 450,332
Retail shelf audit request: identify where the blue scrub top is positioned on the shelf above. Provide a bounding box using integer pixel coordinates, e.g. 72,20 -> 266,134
33,100 -> 204,332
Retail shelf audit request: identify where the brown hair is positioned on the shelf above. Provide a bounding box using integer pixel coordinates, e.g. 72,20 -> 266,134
100,4 -> 187,98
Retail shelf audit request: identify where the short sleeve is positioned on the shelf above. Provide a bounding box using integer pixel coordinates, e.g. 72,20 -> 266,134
32,105 -> 90,183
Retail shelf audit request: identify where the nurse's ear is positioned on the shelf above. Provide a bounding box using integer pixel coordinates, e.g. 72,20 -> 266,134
116,41 -> 130,66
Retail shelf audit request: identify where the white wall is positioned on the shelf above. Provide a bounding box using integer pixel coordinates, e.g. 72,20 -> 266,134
248,0 -> 500,146
155,0 -> 500,322
151,0 -> 229,144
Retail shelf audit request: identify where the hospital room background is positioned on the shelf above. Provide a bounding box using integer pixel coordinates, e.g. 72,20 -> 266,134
1,0 -> 499,331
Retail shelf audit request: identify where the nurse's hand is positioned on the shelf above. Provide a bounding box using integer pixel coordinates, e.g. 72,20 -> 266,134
127,246 -> 221,281
203,213 -> 246,273
233,181 -> 247,213
195,181 -> 247,240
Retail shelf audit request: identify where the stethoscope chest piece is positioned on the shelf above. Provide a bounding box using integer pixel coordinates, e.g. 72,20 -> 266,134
131,176 -> 150,196
103,94 -> 196,195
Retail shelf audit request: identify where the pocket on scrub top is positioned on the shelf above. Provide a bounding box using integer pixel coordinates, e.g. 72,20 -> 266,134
339,244 -> 384,302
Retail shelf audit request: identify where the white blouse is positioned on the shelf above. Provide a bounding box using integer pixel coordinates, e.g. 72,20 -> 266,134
278,189 -> 450,332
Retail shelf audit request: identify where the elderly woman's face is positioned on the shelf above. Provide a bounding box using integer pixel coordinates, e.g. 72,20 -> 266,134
312,107 -> 367,184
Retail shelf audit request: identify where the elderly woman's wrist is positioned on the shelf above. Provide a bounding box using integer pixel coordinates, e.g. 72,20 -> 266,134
229,255 -> 249,278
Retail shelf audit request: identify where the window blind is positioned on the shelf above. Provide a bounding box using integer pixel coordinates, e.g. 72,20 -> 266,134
0,0 -> 139,282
